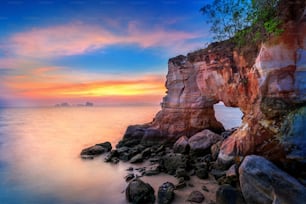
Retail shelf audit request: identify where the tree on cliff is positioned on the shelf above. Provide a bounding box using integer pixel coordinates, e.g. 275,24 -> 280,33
201,0 -> 283,46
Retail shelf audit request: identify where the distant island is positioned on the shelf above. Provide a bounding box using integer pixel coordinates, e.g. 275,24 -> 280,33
55,102 -> 94,107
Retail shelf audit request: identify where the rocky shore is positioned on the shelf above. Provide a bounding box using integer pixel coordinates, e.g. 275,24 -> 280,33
81,3 -> 306,203
81,125 -> 306,204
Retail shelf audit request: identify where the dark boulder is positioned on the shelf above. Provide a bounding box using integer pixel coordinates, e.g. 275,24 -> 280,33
80,143 -> 111,156
126,179 -> 155,204
158,182 -> 175,204
117,124 -> 150,148
239,155 -> 306,204
123,124 -> 149,140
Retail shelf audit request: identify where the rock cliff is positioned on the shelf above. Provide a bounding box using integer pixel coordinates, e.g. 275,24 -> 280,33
122,5 -> 306,169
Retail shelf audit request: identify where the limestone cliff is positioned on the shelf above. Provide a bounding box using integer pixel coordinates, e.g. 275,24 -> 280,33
121,5 -> 306,169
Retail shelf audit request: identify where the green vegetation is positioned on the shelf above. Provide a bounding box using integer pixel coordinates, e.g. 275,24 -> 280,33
201,0 -> 283,46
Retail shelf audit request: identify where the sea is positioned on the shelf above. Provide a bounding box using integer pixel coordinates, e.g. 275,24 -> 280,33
0,104 -> 242,204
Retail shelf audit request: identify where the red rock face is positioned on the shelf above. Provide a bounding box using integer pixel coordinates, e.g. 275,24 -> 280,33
218,17 -> 306,165
147,15 -> 306,166
150,54 -> 224,140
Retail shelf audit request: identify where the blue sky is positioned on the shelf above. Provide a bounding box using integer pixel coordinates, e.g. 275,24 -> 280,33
0,0 -> 212,106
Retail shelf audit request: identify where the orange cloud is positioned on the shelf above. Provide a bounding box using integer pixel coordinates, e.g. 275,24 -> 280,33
7,23 -> 200,57
21,77 -> 164,97
2,66 -> 165,105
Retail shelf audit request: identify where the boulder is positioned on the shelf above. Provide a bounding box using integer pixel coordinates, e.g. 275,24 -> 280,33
80,144 -> 109,156
161,153 -> 188,175
158,182 -> 175,204
117,124 -> 149,148
125,179 -> 155,204
123,124 -> 149,140
189,129 -> 223,157
216,184 -> 246,204
186,191 -> 205,203
173,136 -> 190,154
239,155 -> 306,204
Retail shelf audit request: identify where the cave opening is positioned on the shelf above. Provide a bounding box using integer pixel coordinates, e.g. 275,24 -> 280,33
213,102 -> 243,130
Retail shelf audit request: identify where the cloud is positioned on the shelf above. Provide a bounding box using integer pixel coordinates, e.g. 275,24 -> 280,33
5,23 -> 200,58
2,64 -> 165,101
19,75 -> 165,98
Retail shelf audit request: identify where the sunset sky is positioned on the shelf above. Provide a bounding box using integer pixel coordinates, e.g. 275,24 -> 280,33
0,0 -> 212,107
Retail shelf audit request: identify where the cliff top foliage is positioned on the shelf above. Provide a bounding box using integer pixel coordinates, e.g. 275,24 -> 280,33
201,0 -> 284,47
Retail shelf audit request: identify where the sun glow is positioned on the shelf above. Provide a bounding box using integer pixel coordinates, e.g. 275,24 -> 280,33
59,82 -> 164,97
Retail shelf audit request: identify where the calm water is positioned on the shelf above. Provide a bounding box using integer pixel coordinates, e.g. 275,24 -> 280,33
0,105 -> 242,204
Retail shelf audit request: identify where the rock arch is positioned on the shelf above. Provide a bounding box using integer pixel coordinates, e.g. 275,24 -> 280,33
121,8 -> 306,168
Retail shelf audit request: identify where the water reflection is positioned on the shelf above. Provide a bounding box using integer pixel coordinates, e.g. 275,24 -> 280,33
0,104 -> 242,204
0,106 -> 160,204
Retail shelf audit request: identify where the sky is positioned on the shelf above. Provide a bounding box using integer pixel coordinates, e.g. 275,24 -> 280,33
0,0 -> 212,107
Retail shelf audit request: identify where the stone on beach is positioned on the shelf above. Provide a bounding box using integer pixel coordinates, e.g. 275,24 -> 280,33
80,141 -> 112,156
158,182 -> 175,204
125,179 -> 155,204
